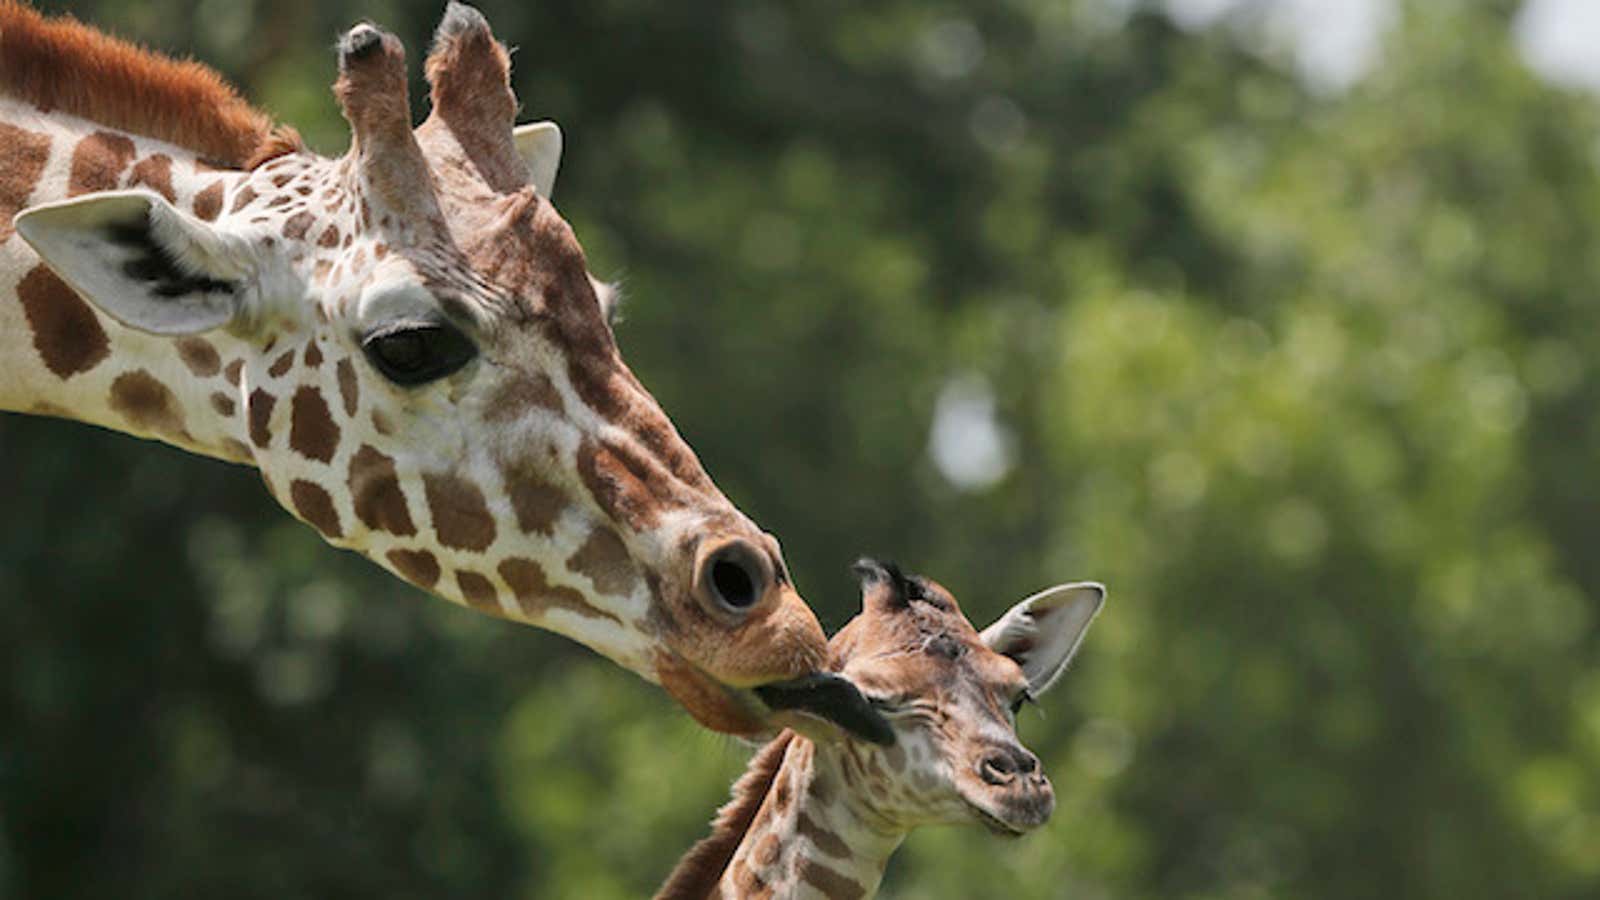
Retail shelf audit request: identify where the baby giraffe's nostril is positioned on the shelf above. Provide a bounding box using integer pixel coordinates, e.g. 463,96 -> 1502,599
1017,749 -> 1039,775
979,746 -> 1040,785
979,751 -> 1019,785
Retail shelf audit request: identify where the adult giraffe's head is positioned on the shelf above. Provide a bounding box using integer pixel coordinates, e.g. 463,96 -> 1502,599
10,4 -> 879,739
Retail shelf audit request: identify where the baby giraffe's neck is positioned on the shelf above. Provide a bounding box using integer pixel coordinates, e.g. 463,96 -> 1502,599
662,732 -> 907,900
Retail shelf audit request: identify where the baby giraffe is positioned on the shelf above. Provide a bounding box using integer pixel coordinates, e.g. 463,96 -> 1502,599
658,559 -> 1105,900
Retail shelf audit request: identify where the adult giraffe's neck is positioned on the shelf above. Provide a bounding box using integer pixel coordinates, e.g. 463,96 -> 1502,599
0,98 -> 257,465
664,732 -> 906,900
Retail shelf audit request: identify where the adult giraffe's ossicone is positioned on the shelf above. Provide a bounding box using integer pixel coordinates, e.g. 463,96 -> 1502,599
0,2 -> 885,740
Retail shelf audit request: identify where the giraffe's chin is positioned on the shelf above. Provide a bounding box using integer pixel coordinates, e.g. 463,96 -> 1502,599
960,786 -> 1055,837
654,651 -> 772,736
963,800 -> 1035,837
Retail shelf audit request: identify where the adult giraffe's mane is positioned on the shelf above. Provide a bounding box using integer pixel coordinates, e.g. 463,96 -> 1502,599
656,731 -> 797,900
0,1 -> 300,167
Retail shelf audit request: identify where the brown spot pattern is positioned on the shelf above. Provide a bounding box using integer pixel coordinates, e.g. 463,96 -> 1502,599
282,209 -> 315,240
229,184 -> 256,213
797,813 -> 851,860
289,386 -> 339,463
773,775 -> 792,813
67,130 -> 136,196
348,444 -> 415,536
303,340 -> 322,368
247,388 -> 275,447
209,392 -> 235,417
502,462 -> 565,536
109,370 -> 185,437
498,557 -> 620,624
486,371 -> 563,421
0,122 -> 51,243
576,438 -> 685,532
753,833 -> 782,868
732,861 -> 772,899
798,860 -> 864,900
289,479 -> 342,539
318,224 -> 340,248
455,570 -> 499,612
192,180 -> 224,221
128,153 -> 175,202
267,349 -> 294,378
336,359 -> 359,416
16,265 -> 109,378
386,549 -> 440,589
174,336 -> 220,376
223,359 -> 243,386
423,473 -> 496,551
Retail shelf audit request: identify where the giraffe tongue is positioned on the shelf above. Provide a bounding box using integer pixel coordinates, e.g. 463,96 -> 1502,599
755,673 -> 895,746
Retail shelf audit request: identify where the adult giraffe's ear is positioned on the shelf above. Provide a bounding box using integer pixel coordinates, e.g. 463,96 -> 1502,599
980,582 -> 1106,697
14,190 -> 248,336
512,121 -> 562,198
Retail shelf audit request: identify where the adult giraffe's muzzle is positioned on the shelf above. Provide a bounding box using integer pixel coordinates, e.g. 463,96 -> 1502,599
755,672 -> 896,746
656,654 -> 893,745
652,536 -> 892,742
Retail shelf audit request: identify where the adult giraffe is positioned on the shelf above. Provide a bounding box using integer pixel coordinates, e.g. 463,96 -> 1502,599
0,2 -> 886,741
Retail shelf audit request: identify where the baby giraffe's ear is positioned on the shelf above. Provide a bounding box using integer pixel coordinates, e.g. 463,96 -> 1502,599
512,121 -> 562,198
14,190 -> 250,336
980,582 -> 1106,697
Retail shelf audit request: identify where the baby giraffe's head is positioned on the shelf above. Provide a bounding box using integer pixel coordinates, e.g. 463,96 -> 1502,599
827,559 -> 1104,835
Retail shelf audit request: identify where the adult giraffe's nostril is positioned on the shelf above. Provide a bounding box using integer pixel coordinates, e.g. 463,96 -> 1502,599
695,538 -> 774,619
712,556 -> 757,609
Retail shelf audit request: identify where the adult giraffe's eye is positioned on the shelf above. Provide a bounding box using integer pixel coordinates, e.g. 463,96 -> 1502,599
362,321 -> 477,386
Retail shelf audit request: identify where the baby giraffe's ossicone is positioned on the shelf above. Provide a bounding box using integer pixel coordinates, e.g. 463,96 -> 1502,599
658,560 -> 1106,900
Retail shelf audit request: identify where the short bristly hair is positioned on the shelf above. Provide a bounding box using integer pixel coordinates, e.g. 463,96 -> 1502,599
654,731 -> 796,900
0,2 -> 300,167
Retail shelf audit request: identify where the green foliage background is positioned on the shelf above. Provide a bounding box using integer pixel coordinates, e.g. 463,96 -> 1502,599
4,0 -> 1599,897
